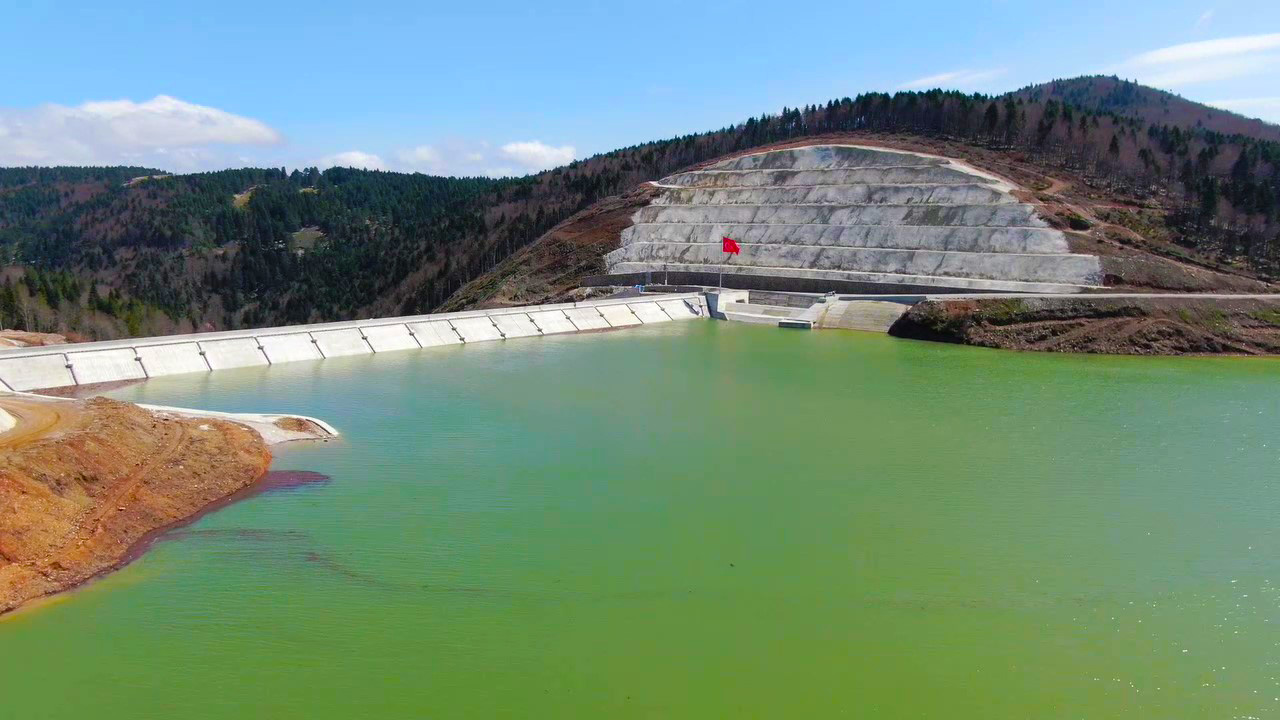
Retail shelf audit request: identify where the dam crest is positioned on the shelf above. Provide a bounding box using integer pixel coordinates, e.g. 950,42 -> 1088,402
0,294 -> 707,393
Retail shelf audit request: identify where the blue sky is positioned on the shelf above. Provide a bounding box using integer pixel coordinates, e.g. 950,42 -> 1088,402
1,0 -> 1277,174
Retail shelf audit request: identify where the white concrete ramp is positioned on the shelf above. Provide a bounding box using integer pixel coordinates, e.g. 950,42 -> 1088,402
452,317 -> 504,343
258,333 -> 322,364
658,298 -> 703,319
67,348 -> 147,385
0,354 -> 74,391
409,321 -> 463,347
363,324 -> 420,352
201,338 -> 268,370
492,313 -> 540,338
598,303 -> 641,327
527,309 -> 577,334
564,307 -> 610,331
312,328 -> 372,357
137,343 -> 209,377
629,302 -> 671,323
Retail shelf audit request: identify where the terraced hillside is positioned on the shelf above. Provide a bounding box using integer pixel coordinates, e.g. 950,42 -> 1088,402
605,145 -> 1104,293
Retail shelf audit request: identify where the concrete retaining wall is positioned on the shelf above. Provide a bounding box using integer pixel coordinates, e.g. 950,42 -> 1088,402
609,262 -> 1089,294
598,303 -> 641,327
451,317 -> 504,343
137,343 -> 209,377
527,310 -> 577,334
613,243 -> 1101,286
0,294 -> 707,393
202,338 -> 269,370
629,302 -> 670,323
621,224 -> 1069,254
0,354 -> 75,391
362,324 -> 419,352
258,333 -> 322,364
493,313 -> 540,338
313,328 -> 372,357
564,307 -> 610,330
409,321 -> 463,347
67,348 -> 147,385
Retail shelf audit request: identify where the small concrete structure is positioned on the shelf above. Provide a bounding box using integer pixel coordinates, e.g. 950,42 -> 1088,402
605,145 -> 1103,293
0,294 -> 707,393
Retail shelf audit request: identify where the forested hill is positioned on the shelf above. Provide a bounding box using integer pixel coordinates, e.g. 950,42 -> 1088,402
1012,76 -> 1280,143
2,76 -> 1279,339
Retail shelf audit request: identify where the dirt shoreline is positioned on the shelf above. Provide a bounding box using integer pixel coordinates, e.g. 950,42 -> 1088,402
1,470 -> 330,621
0,396 -> 324,616
889,297 -> 1280,355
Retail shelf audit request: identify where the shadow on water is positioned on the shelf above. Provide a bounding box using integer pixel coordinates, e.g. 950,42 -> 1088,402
124,470 -> 332,566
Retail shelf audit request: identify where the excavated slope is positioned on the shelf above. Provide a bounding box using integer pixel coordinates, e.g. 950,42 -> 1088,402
0,396 -> 271,614
605,145 -> 1104,293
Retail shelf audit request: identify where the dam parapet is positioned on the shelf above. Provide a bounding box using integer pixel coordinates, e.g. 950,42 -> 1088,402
0,294 -> 707,393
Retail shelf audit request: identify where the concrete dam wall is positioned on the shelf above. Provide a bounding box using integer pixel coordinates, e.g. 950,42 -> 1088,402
606,145 -> 1104,293
0,294 -> 707,393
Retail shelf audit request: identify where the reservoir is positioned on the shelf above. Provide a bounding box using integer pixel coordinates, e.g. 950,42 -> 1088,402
2,321 -> 1278,718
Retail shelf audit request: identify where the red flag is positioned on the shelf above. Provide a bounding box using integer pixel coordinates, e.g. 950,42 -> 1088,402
721,236 -> 741,255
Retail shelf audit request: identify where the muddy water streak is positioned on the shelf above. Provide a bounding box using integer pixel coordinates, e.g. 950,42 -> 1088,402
1,322 -> 1278,719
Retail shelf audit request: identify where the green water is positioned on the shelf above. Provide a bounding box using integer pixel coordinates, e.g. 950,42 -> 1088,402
2,322 -> 1279,718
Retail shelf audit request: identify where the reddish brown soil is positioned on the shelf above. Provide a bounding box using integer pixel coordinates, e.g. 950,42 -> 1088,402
0,396 -> 271,615
0,330 -> 70,348
890,297 -> 1280,355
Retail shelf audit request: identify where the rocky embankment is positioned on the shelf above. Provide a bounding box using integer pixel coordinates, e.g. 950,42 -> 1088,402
0,330 -> 70,349
0,397 -> 274,614
889,297 -> 1280,355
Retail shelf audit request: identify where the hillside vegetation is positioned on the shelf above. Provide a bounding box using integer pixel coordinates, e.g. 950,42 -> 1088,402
1,77 -> 1278,339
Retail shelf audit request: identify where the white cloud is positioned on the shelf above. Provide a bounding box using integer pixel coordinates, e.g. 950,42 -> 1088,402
1194,9 -> 1215,30
898,68 -> 1007,91
1127,33 -> 1280,66
1115,33 -> 1280,87
318,150 -> 386,171
0,95 -> 281,170
498,141 -> 576,170
356,139 -> 576,177
1207,96 -> 1280,122
395,145 -> 445,173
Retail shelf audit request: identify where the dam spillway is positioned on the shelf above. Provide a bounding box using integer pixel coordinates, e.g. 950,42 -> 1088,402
0,294 -> 707,393
605,145 -> 1104,293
